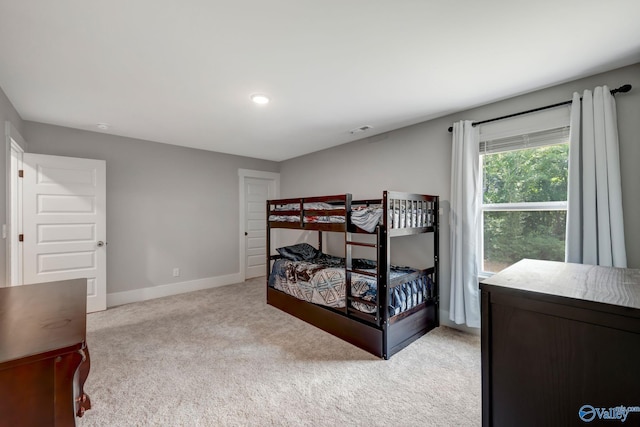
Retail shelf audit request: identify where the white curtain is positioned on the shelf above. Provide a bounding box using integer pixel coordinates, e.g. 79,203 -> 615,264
566,86 -> 627,267
449,120 -> 481,328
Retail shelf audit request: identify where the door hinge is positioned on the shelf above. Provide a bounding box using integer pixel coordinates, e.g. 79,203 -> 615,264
18,170 -> 23,178
18,234 -> 24,242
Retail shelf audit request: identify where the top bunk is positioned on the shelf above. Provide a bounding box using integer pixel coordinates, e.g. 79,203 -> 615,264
267,191 -> 438,236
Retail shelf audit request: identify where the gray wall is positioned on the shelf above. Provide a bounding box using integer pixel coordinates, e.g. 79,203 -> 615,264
1,86 -> 26,284
1,63 -> 638,308
24,123 -> 279,294
279,63 -> 640,329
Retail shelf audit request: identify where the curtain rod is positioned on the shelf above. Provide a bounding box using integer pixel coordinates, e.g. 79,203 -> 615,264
447,84 -> 632,133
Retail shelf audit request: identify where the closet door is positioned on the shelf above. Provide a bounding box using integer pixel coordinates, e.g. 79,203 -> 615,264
244,177 -> 272,279
22,153 -> 107,313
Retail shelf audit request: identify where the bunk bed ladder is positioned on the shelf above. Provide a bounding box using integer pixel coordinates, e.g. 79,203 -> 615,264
344,194 -> 353,317
345,237 -> 379,323
345,232 -> 352,317
380,192 -> 391,359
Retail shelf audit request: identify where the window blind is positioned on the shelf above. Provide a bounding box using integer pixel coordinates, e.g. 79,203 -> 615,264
479,126 -> 569,155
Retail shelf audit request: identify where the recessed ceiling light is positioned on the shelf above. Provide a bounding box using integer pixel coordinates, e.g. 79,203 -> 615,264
251,94 -> 270,105
96,123 -> 110,130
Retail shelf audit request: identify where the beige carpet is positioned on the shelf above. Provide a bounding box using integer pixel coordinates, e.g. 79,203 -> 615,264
78,277 -> 481,426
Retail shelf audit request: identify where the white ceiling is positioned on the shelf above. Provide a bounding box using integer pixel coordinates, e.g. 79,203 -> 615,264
1,1 -> 639,162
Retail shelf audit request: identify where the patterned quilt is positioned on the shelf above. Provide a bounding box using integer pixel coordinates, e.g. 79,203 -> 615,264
269,254 -> 432,315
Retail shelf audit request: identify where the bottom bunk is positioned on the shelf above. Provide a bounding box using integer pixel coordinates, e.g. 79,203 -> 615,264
266,286 -> 438,359
269,256 -> 435,317
266,246 -> 439,359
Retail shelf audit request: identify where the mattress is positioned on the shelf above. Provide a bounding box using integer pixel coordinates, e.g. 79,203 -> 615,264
268,254 -> 433,316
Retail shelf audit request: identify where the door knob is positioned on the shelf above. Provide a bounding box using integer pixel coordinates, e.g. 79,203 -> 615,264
245,232 -> 248,236
97,241 -> 106,247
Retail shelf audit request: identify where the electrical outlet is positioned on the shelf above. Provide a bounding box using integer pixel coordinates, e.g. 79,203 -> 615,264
172,267 -> 180,277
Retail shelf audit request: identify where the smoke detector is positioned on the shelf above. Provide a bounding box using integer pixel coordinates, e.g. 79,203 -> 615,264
350,125 -> 373,134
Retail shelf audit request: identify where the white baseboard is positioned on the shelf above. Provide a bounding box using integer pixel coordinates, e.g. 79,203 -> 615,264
106,272 -> 243,308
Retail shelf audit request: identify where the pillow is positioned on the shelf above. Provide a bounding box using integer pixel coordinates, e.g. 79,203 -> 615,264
276,243 -> 320,261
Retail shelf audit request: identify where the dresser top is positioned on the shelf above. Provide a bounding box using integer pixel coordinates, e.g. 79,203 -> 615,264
481,259 -> 640,312
0,279 -> 87,365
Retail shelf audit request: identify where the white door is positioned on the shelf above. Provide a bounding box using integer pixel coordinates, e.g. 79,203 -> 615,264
22,153 -> 107,312
244,177 -> 273,279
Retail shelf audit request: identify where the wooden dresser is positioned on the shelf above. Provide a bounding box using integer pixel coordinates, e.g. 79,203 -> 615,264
480,259 -> 640,426
0,279 -> 91,426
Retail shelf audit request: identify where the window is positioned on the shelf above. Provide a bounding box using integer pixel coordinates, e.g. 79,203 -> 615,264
480,127 -> 569,274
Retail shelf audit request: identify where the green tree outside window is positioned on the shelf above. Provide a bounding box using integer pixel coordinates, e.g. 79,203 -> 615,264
482,144 -> 568,272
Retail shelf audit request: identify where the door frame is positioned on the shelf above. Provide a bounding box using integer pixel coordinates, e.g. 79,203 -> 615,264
238,169 -> 279,282
5,121 -> 26,286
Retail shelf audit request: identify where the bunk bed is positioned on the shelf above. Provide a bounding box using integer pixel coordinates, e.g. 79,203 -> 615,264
266,191 -> 439,359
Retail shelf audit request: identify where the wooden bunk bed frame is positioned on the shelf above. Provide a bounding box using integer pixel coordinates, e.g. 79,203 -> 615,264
266,191 -> 439,359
